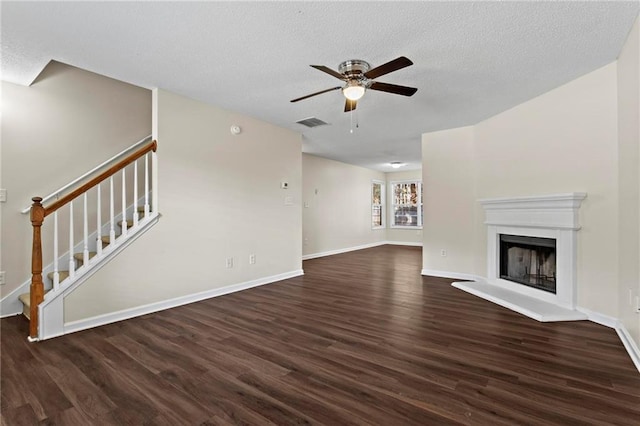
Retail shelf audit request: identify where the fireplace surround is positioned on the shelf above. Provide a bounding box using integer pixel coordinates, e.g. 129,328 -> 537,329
480,193 -> 586,310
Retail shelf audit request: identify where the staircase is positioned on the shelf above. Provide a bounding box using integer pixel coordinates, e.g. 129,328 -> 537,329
18,207 -> 147,320
16,137 -> 159,341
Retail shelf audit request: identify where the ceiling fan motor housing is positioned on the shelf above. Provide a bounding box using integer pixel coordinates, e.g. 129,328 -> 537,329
339,59 -> 371,84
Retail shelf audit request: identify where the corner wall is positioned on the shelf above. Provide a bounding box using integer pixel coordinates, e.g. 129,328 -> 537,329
64,89 -> 302,322
422,62 -> 620,317
617,16 -> 640,346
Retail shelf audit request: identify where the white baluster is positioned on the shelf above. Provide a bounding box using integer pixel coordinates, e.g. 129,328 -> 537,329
133,160 -> 139,227
109,176 -> 116,245
96,184 -> 102,256
121,169 -> 128,237
152,149 -> 158,215
83,193 -> 89,266
52,211 -> 60,290
144,153 -> 150,218
68,201 -> 75,278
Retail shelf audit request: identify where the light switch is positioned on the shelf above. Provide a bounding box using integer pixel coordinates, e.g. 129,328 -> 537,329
284,196 -> 293,205
0,189 -> 6,202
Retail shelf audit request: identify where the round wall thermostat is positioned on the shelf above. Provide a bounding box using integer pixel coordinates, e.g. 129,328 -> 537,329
230,125 -> 242,135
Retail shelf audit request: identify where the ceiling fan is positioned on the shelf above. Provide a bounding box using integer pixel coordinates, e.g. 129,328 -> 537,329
290,56 -> 418,112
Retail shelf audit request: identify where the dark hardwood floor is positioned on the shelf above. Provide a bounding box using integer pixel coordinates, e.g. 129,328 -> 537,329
2,245 -> 639,425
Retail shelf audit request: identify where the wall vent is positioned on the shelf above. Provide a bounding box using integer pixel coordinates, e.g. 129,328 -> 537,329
296,117 -> 329,128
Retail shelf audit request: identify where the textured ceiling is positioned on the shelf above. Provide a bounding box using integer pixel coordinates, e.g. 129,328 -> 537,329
2,1 -> 638,171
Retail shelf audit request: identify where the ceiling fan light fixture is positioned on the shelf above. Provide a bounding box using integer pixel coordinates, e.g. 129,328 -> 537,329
342,82 -> 365,101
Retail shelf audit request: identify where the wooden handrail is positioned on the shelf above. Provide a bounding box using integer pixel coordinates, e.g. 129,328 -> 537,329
43,140 -> 157,216
20,135 -> 152,214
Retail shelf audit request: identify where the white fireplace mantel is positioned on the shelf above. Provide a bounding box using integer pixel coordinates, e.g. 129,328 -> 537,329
453,193 -> 588,322
479,192 -> 587,230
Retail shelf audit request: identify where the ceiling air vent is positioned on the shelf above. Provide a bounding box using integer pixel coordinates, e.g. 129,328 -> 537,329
296,117 -> 329,128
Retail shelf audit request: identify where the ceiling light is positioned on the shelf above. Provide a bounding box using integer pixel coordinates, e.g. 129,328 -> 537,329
390,162 -> 405,169
342,81 -> 365,101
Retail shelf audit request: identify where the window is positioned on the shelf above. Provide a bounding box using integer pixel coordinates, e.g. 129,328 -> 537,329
372,180 -> 385,229
390,180 -> 423,228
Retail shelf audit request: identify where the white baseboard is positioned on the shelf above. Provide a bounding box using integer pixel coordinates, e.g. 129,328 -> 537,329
421,268 -> 479,282
63,269 -> 304,337
302,242 -> 387,260
616,323 -> 640,373
576,307 -> 619,328
385,241 -> 423,247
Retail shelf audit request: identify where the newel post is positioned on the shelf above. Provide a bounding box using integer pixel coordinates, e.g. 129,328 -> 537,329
29,197 -> 45,340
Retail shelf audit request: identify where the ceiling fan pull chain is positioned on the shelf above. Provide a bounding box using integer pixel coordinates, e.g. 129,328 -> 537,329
350,109 -> 354,134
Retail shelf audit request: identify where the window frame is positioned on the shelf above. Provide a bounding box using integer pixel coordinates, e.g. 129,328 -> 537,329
389,179 -> 423,229
371,179 -> 385,229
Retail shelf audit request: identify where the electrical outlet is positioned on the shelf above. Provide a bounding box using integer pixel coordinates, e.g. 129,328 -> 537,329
0,271 -> 5,285
226,257 -> 233,268
440,249 -> 447,257
249,254 -> 256,265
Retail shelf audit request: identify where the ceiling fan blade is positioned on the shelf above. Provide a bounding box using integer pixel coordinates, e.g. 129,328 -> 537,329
369,81 -> 418,97
311,65 -> 346,80
290,86 -> 342,103
344,99 -> 357,112
364,56 -> 413,79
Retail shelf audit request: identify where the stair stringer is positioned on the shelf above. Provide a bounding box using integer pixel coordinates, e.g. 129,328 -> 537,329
36,213 -> 160,340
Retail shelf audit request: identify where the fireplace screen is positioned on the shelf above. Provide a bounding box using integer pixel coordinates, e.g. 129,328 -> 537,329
499,234 -> 557,293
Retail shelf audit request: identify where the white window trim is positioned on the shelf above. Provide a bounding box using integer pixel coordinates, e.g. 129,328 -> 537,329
389,179 -> 423,229
372,179 -> 385,229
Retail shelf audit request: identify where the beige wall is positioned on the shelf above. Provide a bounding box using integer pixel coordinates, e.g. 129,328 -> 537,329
422,126 -> 477,275
302,154 -> 386,256
0,61 -> 151,297
64,89 -> 302,321
386,169 -> 423,244
617,16 -> 640,345
422,62 -> 621,317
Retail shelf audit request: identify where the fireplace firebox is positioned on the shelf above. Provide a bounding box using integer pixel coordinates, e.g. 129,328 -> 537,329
499,234 -> 557,294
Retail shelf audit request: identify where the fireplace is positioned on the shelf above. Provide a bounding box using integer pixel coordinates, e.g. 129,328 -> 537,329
499,234 -> 556,293
479,193 -> 586,310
